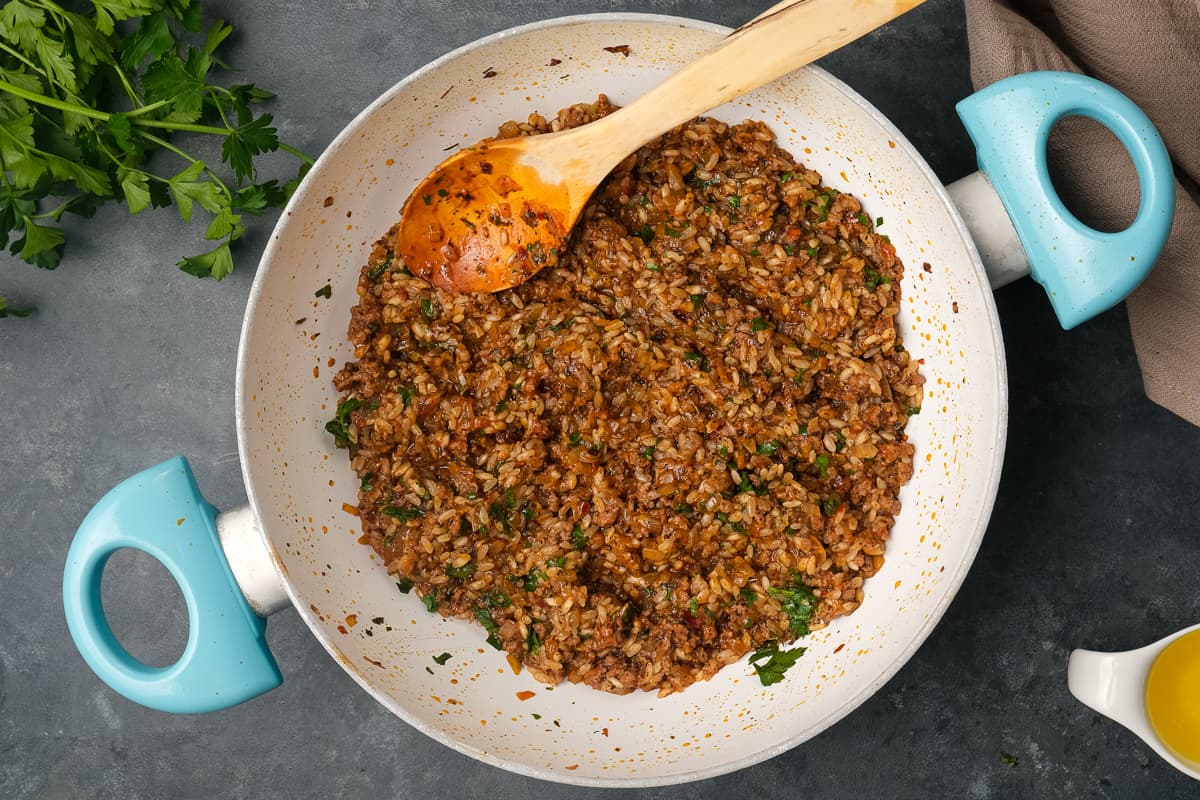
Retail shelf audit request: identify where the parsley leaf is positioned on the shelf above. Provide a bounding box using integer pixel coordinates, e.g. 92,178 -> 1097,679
0,2 -> 312,313
233,180 -> 286,214
142,53 -> 205,121
118,168 -> 152,215
767,577 -> 818,636
11,219 -> 65,267
571,524 -> 588,550
323,397 -> 361,448
382,505 -> 424,523
177,242 -> 233,280
221,113 -> 279,183
120,11 -> 175,70
517,568 -> 546,592
814,453 -> 830,479
820,494 -> 844,516
445,562 -> 476,579
0,295 -> 35,318
748,640 -> 806,686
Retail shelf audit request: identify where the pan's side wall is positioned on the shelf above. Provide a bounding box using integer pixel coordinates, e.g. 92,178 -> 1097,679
237,15 -> 1006,787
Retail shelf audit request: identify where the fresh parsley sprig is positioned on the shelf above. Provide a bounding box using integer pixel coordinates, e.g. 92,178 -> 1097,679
0,292 -> 32,316
748,639 -> 806,686
0,0 -> 313,314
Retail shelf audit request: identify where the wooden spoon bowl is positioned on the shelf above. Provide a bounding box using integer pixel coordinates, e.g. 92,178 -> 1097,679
398,0 -> 926,293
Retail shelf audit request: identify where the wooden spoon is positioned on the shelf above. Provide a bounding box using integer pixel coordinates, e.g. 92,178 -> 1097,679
397,0 -> 926,293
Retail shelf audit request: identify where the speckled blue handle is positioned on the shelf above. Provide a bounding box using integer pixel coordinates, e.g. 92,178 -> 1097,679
62,457 -> 282,713
957,71 -> 1174,329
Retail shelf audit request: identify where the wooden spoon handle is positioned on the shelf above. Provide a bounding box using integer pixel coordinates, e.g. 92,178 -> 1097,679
564,0 -> 925,181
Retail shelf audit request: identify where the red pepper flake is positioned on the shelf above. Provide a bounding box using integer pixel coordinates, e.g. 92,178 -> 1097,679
922,262 -> 932,273
439,85 -> 454,99
952,301 -> 959,313
833,643 -> 845,653
603,45 -> 631,57
323,196 -> 334,208
482,67 -> 497,79
336,625 -> 348,634
176,517 -> 185,526
564,764 -> 579,771
601,727 -> 609,737
363,656 -> 384,668
516,690 -> 536,701
345,614 -> 358,627
547,58 -> 562,66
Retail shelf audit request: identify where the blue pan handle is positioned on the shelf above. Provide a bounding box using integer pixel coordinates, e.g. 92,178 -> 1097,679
956,71 -> 1175,329
62,457 -> 282,713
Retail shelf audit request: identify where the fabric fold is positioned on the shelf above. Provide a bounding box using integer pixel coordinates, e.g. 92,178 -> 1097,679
964,0 -> 1200,425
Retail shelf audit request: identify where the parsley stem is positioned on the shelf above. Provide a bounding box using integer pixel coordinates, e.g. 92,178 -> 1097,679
0,79 -> 315,165
111,64 -> 142,108
0,123 -> 75,167
0,77 -> 108,121
278,141 -> 315,165
138,130 -> 233,198
0,43 -> 43,79
123,99 -> 170,118
129,118 -> 235,136
0,40 -> 87,109
0,78 -> 287,148
31,196 -> 79,221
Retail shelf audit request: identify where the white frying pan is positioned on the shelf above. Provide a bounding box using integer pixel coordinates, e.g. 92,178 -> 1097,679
62,14 -> 1173,787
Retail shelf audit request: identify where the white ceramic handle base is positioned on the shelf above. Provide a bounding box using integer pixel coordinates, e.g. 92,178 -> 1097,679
1068,634 -> 1200,781
1066,647 -> 1153,725
946,171 -> 1031,290
216,505 -> 290,617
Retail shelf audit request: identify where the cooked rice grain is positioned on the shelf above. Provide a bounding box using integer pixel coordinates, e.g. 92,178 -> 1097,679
331,96 -> 924,695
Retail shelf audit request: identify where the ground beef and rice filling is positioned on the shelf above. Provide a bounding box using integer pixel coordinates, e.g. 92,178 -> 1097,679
331,96 -> 925,695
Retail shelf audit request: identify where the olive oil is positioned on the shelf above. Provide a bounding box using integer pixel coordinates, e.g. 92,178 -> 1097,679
1145,629 -> 1200,767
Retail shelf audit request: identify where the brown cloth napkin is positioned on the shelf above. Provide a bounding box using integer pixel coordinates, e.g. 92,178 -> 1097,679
964,0 -> 1200,425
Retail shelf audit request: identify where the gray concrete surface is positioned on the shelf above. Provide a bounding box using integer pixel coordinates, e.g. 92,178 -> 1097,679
2,1 -> 1198,797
